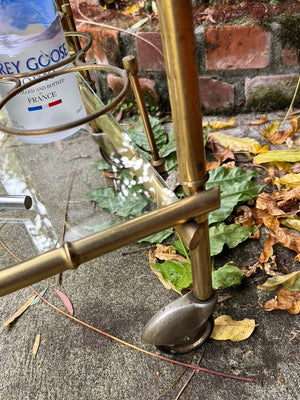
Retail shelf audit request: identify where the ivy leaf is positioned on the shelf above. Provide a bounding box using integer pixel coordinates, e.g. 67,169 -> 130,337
209,223 -> 256,256
149,260 -> 192,294
212,261 -> 244,289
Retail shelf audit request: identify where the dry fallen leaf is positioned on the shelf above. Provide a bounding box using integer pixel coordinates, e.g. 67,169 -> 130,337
32,333 -> 41,359
203,117 -> 235,130
280,217 -> 300,232
3,295 -> 36,328
208,132 -> 264,154
263,287 -> 300,314
152,244 -> 187,263
253,150 -> 300,164
257,270 -> 300,291
274,173 -> 300,190
52,288 -> 74,316
250,115 -> 268,125
210,315 -> 257,341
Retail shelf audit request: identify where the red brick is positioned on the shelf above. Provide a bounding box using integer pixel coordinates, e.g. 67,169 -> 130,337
107,75 -> 159,104
245,74 -> 299,109
77,25 -> 120,65
136,32 -> 165,71
281,44 -> 298,67
205,25 -> 270,70
198,77 -> 234,110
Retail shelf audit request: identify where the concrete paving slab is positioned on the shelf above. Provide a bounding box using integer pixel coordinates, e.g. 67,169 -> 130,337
0,112 -> 299,400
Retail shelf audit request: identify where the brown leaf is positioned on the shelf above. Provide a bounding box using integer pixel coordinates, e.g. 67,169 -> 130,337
206,160 -> 220,171
263,256 -> 281,277
152,244 -> 187,263
32,333 -> 41,359
206,135 -> 235,165
291,162 -> 300,174
272,226 -> 300,261
261,118 -> 299,145
250,115 -> 268,125
148,249 -> 156,264
240,261 -> 263,277
263,287 -> 300,314
256,192 -> 286,216
259,236 -> 275,263
3,295 -> 36,327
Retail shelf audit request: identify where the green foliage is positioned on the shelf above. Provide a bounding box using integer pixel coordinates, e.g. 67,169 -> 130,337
209,223 -> 257,256
149,260 -> 192,294
207,167 -> 263,225
88,168 -> 152,218
212,261 -> 245,289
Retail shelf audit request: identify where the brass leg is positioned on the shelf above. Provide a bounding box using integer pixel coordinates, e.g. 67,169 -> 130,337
156,0 -> 213,301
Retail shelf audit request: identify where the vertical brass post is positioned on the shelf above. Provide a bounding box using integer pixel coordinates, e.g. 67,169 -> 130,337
122,55 -> 165,175
55,0 -> 95,90
156,0 -> 213,300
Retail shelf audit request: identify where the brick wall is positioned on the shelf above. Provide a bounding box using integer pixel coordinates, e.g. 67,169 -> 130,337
73,3 -> 299,112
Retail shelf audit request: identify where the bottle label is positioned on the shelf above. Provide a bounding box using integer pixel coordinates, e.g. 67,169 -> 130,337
0,5 -> 86,143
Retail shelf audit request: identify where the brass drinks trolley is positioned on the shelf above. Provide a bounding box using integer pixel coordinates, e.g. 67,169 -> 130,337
0,0 -> 220,354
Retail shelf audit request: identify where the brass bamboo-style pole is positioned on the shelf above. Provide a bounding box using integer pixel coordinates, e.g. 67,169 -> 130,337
0,188 -> 219,296
122,55 -> 166,175
156,0 -> 214,300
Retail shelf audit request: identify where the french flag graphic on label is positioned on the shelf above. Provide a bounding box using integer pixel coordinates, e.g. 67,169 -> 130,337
28,99 -> 62,111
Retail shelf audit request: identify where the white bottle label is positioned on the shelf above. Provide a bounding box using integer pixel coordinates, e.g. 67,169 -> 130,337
0,6 -> 86,143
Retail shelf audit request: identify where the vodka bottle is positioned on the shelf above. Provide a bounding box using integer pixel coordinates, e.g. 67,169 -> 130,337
0,0 -> 86,143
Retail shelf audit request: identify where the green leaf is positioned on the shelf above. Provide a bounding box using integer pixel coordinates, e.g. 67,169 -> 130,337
209,181 -> 263,225
172,239 -> 189,257
209,223 -> 256,256
257,271 -> 300,292
87,186 -> 149,218
127,115 -> 167,153
206,166 -> 259,191
160,128 -> 177,158
150,260 -> 192,294
138,228 -> 174,243
212,261 -> 244,289
164,152 -> 178,172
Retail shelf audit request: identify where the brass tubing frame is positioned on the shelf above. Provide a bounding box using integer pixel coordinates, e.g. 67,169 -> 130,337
157,0 -> 212,300
55,0 -> 95,88
122,55 -> 165,174
0,187 -> 219,296
0,58 -> 130,136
